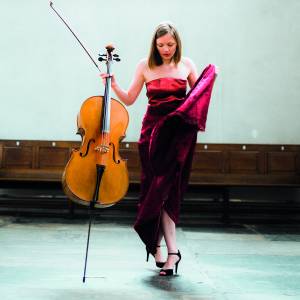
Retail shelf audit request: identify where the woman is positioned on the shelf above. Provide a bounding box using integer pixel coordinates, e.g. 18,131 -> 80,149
101,22 -> 217,276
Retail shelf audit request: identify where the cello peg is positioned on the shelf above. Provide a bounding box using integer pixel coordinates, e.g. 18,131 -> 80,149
98,53 -> 107,62
113,53 -> 121,62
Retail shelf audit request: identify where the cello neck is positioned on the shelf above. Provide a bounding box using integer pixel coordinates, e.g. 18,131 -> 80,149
101,46 -> 114,134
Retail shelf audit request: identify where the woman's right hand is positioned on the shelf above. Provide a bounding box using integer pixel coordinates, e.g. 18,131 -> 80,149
100,73 -> 116,88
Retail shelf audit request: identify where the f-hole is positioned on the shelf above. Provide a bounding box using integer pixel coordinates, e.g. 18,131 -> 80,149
80,139 -> 95,157
110,142 -> 120,164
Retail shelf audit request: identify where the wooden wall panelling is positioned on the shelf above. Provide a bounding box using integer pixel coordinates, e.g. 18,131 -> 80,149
120,142 -> 141,182
33,144 -> 39,169
296,152 -> 300,174
257,151 -> 265,174
0,140 -> 299,186
0,142 -> 3,168
223,148 -> 230,174
267,151 -> 297,174
188,144 -> 226,184
192,149 -> 224,173
2,141 -> 33,169
229,149 -> 260,174
39,144 -> 70,169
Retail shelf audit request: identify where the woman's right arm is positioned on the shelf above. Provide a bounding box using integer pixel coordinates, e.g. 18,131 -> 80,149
100,60 -> 146,106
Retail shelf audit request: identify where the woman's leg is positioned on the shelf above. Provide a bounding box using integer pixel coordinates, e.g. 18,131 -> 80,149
155,227 -> 164,262
160,209 -> 180,271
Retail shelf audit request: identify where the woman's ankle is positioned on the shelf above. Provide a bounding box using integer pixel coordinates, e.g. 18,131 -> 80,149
167,248 -> 178,254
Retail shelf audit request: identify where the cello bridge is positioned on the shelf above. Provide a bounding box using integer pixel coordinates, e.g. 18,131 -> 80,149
94,145 -> 109,153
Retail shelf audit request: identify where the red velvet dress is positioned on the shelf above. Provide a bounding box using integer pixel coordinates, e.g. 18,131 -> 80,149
133,64 -> 217,256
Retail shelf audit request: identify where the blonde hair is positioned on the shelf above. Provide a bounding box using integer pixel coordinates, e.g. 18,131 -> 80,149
147,22 -> 182,69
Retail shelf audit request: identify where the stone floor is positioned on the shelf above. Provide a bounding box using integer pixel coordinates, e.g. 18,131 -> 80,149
1,216 -> 300,300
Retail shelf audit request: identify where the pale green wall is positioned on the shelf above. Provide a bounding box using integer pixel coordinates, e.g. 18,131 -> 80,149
0,0 -> 299,143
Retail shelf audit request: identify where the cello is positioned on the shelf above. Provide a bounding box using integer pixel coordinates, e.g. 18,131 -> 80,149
50,2 -> 129,282
62,45 -> 129,208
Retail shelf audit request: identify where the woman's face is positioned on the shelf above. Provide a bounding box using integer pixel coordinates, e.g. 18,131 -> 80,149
156,33 -> 177,62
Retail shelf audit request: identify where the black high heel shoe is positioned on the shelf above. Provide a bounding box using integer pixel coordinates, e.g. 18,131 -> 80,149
146,246 -> 166,268
159,250 -> 181,276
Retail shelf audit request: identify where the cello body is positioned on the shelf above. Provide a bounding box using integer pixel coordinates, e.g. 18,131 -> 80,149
62,95 -> 129,208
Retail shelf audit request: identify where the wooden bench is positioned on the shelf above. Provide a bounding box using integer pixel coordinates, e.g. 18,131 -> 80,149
1,140 -> 299,220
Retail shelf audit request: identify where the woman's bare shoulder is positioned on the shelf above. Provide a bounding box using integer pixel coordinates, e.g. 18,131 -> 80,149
136,58 -> 151,79
181,56 -> 196,69
136,58 -> 148,70
132,58 -> 148,83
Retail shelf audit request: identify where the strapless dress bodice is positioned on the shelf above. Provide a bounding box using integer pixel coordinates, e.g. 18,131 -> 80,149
146,77 -> 187,106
